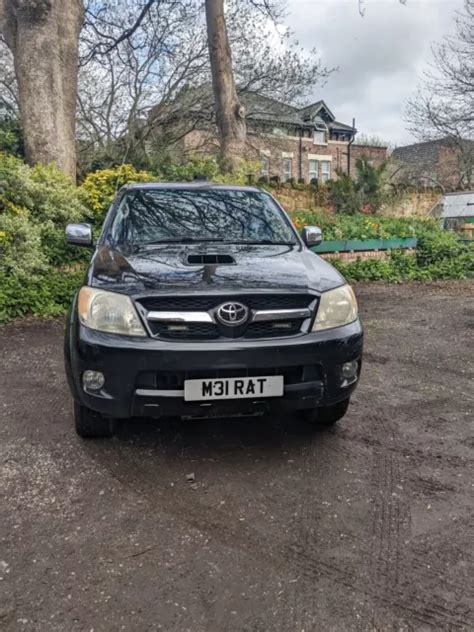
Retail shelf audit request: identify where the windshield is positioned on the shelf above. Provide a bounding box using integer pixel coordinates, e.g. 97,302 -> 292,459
108,188 -> 297,246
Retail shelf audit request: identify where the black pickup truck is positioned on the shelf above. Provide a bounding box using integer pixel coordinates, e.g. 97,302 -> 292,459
64,183 -> 363,437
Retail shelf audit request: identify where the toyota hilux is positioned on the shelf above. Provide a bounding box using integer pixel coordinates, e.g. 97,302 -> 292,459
64,182 -> 362,437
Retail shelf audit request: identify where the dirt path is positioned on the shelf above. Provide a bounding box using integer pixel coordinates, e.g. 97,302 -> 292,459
0,281 -> 473,631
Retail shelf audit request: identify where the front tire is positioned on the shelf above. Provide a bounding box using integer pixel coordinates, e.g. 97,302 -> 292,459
74,401 -> 114,438
302,398 -> 350,426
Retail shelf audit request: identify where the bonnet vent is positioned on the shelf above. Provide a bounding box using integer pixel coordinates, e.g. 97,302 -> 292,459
186,254 -> 235,265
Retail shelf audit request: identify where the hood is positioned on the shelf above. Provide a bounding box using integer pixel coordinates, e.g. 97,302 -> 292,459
87,242 -> 344,296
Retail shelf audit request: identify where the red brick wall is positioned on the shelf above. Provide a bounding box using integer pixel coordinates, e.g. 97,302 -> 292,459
175,130 -> 387,182
321,249 -> 415,263
349,145 -> 387,175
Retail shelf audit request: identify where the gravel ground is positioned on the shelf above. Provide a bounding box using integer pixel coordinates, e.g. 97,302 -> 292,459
0,281 -> 473,632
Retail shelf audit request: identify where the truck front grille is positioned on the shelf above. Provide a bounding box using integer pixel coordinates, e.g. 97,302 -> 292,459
136,293 -> 316,341
137,294 -> 313,312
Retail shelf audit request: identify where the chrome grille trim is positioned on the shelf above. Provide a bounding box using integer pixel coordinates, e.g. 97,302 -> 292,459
251,308 -> 311,322
147,311 -> 215,323
146,308 -> 310,324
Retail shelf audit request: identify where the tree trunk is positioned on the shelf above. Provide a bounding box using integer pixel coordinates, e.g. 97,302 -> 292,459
205,0 -> 246,173
0,0 -> 83,180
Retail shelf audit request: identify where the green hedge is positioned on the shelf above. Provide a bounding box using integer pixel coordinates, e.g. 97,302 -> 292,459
0,268 -> 85,322
332,249 -> 473,283
0,153 -> 89,323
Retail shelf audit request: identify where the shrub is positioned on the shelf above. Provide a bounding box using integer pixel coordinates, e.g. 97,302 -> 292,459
327,157 -> 389,215
332,245 -> 473,283
289,210 -> 439,241
355,157 -> 388,213
0,154 -> 88,280
0,268 -> 85,322
0,115 -> 24,157
80,164 -> 154,222
326,173 -> 360,215
0,153 -> 89,322
288,208 -> 473,282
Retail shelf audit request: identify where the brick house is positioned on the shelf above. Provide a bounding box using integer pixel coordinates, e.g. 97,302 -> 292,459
151,89 -> 387,182
392,137 -> 474,191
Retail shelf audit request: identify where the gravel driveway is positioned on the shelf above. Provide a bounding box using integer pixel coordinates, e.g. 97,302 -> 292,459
0,281 -> 473,631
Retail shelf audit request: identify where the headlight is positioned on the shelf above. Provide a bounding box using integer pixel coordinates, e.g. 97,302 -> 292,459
78,287 -> 147,337
312,284 -> 358,331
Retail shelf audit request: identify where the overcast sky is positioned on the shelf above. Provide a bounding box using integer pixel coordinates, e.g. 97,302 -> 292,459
284,0 -> 465,146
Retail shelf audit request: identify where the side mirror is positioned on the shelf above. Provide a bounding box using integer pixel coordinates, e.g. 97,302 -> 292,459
302,226 -> 323,247
65,223 -> 93,247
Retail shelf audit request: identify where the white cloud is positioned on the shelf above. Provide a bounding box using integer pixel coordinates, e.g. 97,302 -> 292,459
285,0 -> 465,145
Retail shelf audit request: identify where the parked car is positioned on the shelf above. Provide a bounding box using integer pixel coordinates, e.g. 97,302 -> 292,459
64,183 -> 363,437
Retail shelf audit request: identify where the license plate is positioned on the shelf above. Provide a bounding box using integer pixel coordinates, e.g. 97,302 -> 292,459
184,375 -> 284,402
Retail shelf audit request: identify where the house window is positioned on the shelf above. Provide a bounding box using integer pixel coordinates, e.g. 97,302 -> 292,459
261,155 -> 270,177
309,159 -> 318,182
313,130 -> 326,145
320,161 -> 331,182
283,157 -> 292,181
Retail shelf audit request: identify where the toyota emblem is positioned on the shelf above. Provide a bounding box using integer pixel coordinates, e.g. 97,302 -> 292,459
216,302 -> 249,326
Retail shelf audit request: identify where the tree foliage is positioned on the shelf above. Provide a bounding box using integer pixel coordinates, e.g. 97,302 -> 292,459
327,157 -> 388,215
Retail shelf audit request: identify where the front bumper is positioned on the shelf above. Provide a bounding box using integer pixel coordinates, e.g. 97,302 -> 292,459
65,317 -> 363,419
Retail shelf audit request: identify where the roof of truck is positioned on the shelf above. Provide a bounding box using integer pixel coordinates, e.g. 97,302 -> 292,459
122,182 -> 262,193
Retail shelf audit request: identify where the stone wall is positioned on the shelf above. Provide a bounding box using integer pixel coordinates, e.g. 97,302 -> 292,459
271,186 -> 322,212
381,191 -> 441,217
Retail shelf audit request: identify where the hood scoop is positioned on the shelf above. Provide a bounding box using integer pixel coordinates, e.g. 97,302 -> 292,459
186,253 -> 235,265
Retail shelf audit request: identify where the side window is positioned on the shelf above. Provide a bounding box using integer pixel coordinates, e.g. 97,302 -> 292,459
309,159 -> 318,182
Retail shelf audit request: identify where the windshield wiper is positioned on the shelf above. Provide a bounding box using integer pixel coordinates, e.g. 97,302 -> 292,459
143,237 -> 228,245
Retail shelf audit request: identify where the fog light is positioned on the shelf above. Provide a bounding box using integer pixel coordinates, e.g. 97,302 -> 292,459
341,360 -> 358,380
82,370 -> 105,391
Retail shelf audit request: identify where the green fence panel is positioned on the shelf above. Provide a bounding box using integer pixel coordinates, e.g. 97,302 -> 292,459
382,237 -> 417,249
345,239 -> 383,251
311,237 -> 417,254
311,240 -> 346,253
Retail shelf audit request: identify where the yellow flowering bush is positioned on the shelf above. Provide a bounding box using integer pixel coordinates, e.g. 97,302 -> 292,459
80,164 -> 154,221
